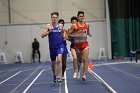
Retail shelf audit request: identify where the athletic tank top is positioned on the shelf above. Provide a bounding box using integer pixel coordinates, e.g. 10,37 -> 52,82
48,25 -> 63,48
74,22 -> 88,43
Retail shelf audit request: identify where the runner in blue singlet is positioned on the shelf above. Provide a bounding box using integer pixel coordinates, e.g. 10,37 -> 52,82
41,12 -> 64,83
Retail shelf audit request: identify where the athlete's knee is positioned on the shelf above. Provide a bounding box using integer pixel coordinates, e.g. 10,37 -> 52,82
51,61 -> 54,64
57,56 -> 62,62
51,62 -> 55,68
83,57 -> 88,63
73,57 -> 77,62
57,58 -> 62,63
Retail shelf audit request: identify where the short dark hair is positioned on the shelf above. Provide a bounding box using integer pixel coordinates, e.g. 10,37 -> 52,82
51,12 -> 59,16
77,11 -> 84,16
34,38 -> 37,41
71,16 -> 78,23
58,19 -> 65,25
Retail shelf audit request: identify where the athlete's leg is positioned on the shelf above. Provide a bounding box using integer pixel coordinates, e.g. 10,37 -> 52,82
62,54 -> 67,80
51,61 -> 57,83
82,48 -> 89,80
76,50 -> 82,72
51,61 -> 56,76
50,48 -> 57,82
56,54 -> 62,81
52,46 -> 64,82
71,48 -> 77,78
62,44 -> 68,80
76,49 -> 82,78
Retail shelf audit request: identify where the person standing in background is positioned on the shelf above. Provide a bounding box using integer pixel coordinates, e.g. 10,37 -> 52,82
32,38 -> 41,63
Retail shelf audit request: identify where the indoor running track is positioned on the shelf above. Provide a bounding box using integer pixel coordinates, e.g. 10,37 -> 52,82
0,60 -> 140,93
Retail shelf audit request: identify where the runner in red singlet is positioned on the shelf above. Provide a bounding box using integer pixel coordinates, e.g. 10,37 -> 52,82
68,11 -> 92,81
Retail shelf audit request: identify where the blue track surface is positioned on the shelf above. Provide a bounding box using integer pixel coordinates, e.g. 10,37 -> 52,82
0,60 -> 140,93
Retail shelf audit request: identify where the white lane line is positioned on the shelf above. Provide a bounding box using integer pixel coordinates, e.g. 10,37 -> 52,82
0,71 -> 22,85
0,68 -> 20,73
64,70 -> 69,93
94,61 -> 135,67
23,69 -> 45,93
58,82 -> 62,93
0,68 -> 21,78
109,66 -> 140,80
21,68 -> 49,72
88,68 -> 117,93
10,66 -> 44,93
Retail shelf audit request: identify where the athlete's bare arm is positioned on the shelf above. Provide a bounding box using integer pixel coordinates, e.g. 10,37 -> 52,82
68,24 -> 76,34
41,24 -> 51,38
68,24 -> 84,38
58,24 -> 67,40
63,29 -> 69,40
87,23 -> 92,37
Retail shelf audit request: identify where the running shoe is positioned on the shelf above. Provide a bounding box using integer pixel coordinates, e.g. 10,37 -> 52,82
62,75 -> 65,80
77,71 -> 80,79
56,76 -> 62,83
82,75 -> 86,81
53,76 -> 56,83
73,72 -> 77,79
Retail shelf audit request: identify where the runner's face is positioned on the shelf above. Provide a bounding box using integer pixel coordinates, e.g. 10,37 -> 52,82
78,14 -> 84,22
72,20 -> 77,24
51,15 -> 58,23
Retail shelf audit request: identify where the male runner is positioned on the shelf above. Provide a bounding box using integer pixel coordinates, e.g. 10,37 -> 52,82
68,16 -> 78,78
41,12 -> 65,83
58,19 -> 68,80
69,11 -> 92,81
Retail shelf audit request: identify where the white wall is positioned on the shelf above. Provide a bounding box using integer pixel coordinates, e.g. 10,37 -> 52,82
1,0 -> 105,24
0,0 -> 9,24
0,20 -> 111,64
60,0 -> 105,21
11,0 -> 58,24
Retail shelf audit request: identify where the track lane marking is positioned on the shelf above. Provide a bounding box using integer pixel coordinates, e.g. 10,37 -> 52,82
0,71 -> 22,85
64,70 -> 68,93
94,61 -> 135,67
23,69 -> 45,93
88,68 -> 117,93
108,66 -> 140,80
10,65 -> 44,93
